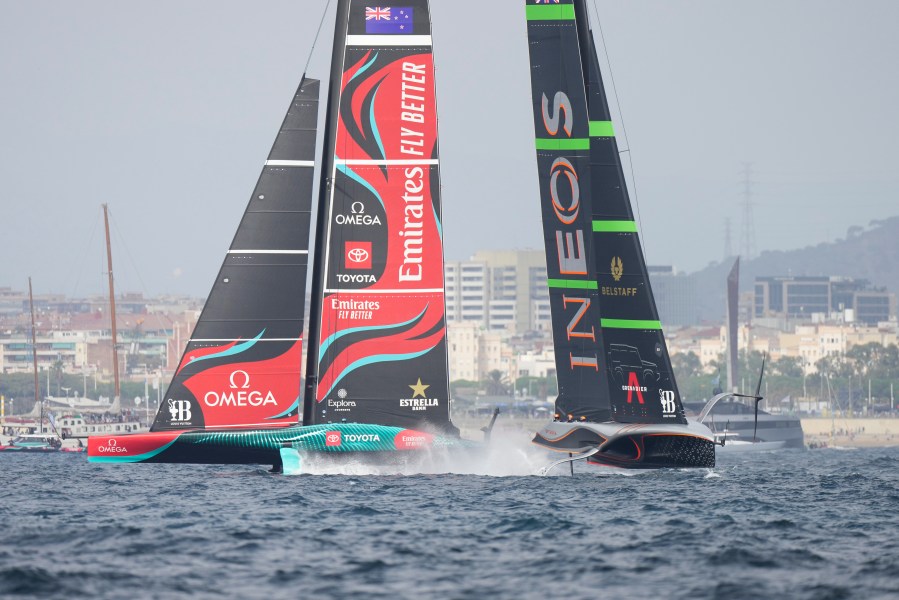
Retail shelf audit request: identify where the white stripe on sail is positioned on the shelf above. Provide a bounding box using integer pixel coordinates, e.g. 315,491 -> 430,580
346,35 -> 432,47
323,288 -> 444,294
336,159 -> 438,166
190,338 -> 302,343
265,160 -> 315,167
227,250 -> 309,254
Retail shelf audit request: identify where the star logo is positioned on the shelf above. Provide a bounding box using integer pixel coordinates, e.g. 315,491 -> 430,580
408,378 -> 430,398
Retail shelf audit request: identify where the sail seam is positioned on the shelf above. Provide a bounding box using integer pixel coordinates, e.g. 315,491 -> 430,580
525,5 -> 576,20
322,288 -> 444,294
227,250 -> 309,254
346,35 -> 432,46
265,160 -> 314,167
593,220 -> 637,233
547,279 -> 598,290
535,138 -> 589,150
190,338 -> 302,343
336,159 -> 438,165
600,319 -> 662,330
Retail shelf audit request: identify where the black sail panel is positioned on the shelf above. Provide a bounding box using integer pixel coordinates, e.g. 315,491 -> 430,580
152,78 -> 320,431
583,26 -> 687,424
305,1 -> 456,433
525,0 -> 610,422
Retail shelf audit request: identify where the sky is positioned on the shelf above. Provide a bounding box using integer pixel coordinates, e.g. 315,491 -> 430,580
2,0 -> 898,298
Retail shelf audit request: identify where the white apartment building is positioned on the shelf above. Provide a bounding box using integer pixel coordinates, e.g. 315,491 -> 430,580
445,250 -> 548,333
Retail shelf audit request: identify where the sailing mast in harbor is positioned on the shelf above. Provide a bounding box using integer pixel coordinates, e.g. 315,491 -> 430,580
102,204 -> 121,402
28,277 -> 42,432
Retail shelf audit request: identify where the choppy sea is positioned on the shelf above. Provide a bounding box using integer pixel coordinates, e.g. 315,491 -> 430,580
2,438 -> 898,599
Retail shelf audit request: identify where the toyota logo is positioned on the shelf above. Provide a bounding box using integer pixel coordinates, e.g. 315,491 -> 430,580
327,433 -> 340,443
347,248 -> 369,263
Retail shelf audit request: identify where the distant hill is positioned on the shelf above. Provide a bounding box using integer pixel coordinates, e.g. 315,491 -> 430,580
688,216 -> 899,323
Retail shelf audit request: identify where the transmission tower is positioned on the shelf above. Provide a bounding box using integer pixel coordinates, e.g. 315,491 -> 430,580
723,217 -> 733,260
739,163 -> 757,261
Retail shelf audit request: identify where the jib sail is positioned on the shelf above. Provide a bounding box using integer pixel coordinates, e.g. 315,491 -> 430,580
152,78 -> 320,431
526,0 -> 686,425
304,0 -> 455,432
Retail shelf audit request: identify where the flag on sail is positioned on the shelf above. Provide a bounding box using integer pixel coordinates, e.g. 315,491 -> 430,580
365,7 -> 414,34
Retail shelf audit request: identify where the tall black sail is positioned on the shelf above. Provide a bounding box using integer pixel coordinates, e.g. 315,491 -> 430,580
304,1 -> 456,432
525,0 -> 610,422
152,78 -> 320,431
526,0 -> 686,425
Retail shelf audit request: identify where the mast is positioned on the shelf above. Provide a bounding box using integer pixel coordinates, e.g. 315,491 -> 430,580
28,277 -> 41,433
726,257 -> 740,392
102,204 -> 121,401
304,0 -> 351,424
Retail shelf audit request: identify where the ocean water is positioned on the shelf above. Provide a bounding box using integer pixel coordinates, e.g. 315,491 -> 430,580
2,438 -> 898,599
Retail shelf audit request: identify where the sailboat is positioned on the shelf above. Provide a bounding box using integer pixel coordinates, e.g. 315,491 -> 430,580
88,0 -> 478,472
524,0 -> 716,469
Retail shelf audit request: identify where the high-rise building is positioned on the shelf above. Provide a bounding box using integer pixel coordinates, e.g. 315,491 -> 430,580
445,250 -> 548,332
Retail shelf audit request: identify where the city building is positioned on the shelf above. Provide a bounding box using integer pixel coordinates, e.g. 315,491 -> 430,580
754,276 -> 894,326
445,249 -> 547,332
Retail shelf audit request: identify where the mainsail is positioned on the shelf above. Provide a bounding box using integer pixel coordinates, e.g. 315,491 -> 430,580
88,1 -> 473,470
304,0 -> 455,432
526,0 -> 687,426
152,78 -> 320,431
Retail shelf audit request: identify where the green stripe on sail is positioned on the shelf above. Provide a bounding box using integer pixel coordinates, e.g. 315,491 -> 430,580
590,121 -> 615,137
601,318 -> 662,330
525,5 -> 576,21
547,279 -> 598,290
593,220 -> 638,233
536,138 -> 590,151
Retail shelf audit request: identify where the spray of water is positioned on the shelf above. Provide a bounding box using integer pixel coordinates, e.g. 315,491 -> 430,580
292,428 -> 553,477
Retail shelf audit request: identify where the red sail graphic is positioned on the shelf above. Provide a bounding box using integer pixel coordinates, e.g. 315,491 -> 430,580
306,1 -> 454,431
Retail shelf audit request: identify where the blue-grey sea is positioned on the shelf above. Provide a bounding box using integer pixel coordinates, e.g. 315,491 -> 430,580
2,442 -> 898,599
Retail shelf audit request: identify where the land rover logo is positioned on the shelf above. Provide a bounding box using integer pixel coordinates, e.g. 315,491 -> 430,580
611,257 -> 623,282
348,248 -> 369,263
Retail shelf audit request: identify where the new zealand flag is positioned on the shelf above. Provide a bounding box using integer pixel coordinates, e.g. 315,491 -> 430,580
365,6 -> 414,34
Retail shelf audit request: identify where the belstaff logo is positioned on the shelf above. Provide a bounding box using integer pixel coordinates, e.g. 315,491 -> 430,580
168,399 -> 192,422
326,431 -> 342,447
345,241 -> 372,270
611,257 -> 623,282
98,438 -> 127,453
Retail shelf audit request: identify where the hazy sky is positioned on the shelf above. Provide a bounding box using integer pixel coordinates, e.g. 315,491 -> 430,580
3,1 -> 898,298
